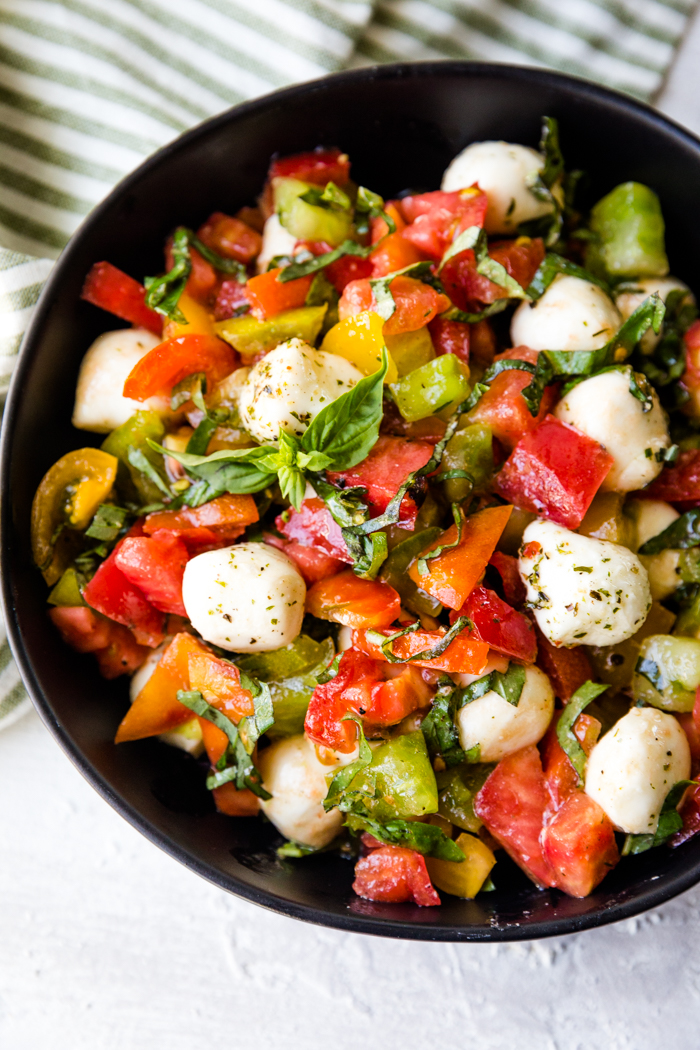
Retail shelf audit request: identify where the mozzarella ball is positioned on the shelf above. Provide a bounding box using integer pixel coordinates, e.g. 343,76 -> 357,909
256,214 -> 298,273
511,274 -> 621,352
554,367 -> 670,492
258,734 -> 344,848
627,499 -> 680,601
129,642 -> 204,755
72,328 -> 168,433
519,519 -> 651,647
456,665 -> 554,762
441,141 -> 555,234
182,542 -> 305,652
585,707 -> 690,834
239,338 -> 363,444
615,277 -> 693,354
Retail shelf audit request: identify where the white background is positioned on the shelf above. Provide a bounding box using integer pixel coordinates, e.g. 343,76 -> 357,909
5,23 -> 700,1048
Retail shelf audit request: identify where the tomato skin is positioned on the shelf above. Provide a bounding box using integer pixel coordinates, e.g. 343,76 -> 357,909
466,347 -> 558,450
306,570 -> 401,628
401,189 -> 488,260
635,448 -> 700,507
213,278 -> 250,322
114,530 -> 189,618
495,415 -> 613,529
122,333 -> 238,401
474,745 -> 554,887
49,606 -> 112,652
540,713 -> 601,816
268,147 -> 350,186
327,434 -> 434,525
671,782 -> 700,846
81,261 -> 162,335
94,622 -> 150,679
535,626 -> 594,702
212,783 -> 261,816
428,317 -> 470,365
541,792 -> 619,898
489,550 -> 527,607
352,625 -> 489,675
143,494 -> 258,549
408,504 -> 513,611
197,211 -> 262,264
338,276 -> 450,335
264,533 -> 345,584
276,498 -> 352,563
245,266 -> 314,320
83,533 -> 165,648
441,238 -> 544,306
353,845 -> 440,906
452,585 -> 537,663
188,650 -> 255,764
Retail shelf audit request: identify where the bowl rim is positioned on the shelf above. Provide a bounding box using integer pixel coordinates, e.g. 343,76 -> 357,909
5,59 -> 700,942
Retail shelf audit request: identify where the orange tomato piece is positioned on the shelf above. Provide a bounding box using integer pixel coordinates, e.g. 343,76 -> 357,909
115,632 -> 212,742
352,626 -> 489,675
245,266 -> 314,320
305,570 -> 401,628
143,494 -> 259,537
369,231 -> 426,277
212,783 -> 261,816
339,275 -> 450,334
188,651 -> 255,765
408,504 -> 513,611
122,333 -> 238,400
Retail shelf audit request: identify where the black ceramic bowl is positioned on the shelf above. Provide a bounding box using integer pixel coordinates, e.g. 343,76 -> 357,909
4,61 -> 700,941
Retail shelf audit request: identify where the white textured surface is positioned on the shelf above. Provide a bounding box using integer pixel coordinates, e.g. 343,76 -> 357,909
6,33 -> 700,1046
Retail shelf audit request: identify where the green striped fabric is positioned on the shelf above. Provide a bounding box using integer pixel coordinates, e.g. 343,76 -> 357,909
0,0 -> 695,727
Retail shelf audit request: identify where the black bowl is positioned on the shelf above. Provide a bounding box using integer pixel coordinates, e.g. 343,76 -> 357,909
4,61 -> 700,941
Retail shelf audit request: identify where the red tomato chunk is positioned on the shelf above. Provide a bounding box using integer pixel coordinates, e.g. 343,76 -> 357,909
114,530 -> 189,618
452,585 -> 537,663
400,189 -> 488,260
327,435 -> 434,524
264,534 -> 345,585
466,348 -> 557,450
535,626 -> 595,702
197,211 -> 262,263
268,147 -> 350,187
637,448 -> 700,507
81,261 -> 162,335
541,792 -> 619,899
306,570 -> 401,628
83,533 -> 165,648
276,498 -> 352,563
353,846 -> 440,906
495,415 -> 613,529
441,238 -> 544,307
49,606 -> 148,679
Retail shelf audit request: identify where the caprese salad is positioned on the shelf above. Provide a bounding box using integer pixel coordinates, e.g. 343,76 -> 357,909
32,119 -> 700,906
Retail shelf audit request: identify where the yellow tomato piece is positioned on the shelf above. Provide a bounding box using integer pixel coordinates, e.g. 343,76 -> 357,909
321,311 -> 398,384
425,832 -> 496,899
31,448 -> 118,584
384,327 -> 435,377
163,291 -> 216,339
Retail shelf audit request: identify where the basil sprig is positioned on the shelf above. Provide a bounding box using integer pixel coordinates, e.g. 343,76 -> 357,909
556,680 -> 609,784
144,226 -> 247,323
638,509 -> 700,555
154,351 -> 388,511
623,779 -> 697,855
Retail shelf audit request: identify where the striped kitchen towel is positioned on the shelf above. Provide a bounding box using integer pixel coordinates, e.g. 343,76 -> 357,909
0,0 -> 696,727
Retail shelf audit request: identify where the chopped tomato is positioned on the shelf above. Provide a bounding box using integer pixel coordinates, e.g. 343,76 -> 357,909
680,319 -> 700,416
326,434 -> 434,524
304,648 -> 432,751
636,448 -> 700,506
212,783 -> 261,816
122,333 -> 238,401
301,241 -> 373,293
353,845 -> 440,906
143,494 -> 258,548
401,188 -> 488,260
306,570 -> 401,628
495,415 -> 613,529
264,533 -> 345,585
470,318 -> 497,374
268,147 -> 350,187
671,781 -> 700,847
489,550 -> 527,606
245,266 -> 314,320
188,650 -> 255,765
678,706 -> 700,760
81,261 -> 162,335
338,276 -> 450,335
540,713 -> 601,815
535,627 -> 594,702
115,632 -> 212,742
473,745 -> 554,888
165,238 -> 217,302
48,605 -> 111,652
197,211 -> 262,263
83,534 -> 165,648
466,348 -> 558,450
408,504 -> 513,611
428,317 -> 470,365
451,585 -> 537,663
370,201 -> 406,242
276,498 -> 352,563
541,792 -> 619,898
370,231 -> 427,277
93,622 -> 150,679
114,530 -> 189,617
352,625 -> 489,675
441,237 -> 544,306
213,278 -> 250,321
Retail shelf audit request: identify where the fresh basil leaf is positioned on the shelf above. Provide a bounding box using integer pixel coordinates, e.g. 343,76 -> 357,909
277,840 -> 322,858
323,714 -> 373,812
127,445 -> 171,498
623,779 -> 696,854
556,680 -> 609,783
85,503 -> 129,541
186,415 -> 220,457
607,293 -> 665,363
638,509 -> 700,555
439,225 -> 528,300
149,441 -> 278,500
354,185 -> 397,239
490,662 -> 526,706
316,651 -> 342,685
421,676 -> 467,768
278,240 -> 368,282
520,354 -> 555,416
170,372 -> 207,411
525,252 -> 609,300
521,117 -> 565,247
354,814 -> 465,862
144,226 -> 191,323
298,181 -> 351,211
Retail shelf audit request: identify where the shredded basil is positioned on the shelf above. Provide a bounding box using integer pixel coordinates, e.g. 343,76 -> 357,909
144,226 -> 246,323
520,117 -> 565,247
323,714 -> 373,811
525,251 -> 609,301
127,445 -> 171,498
438,225 -> 529,301
298,181 -> 351,211
350,811 -> 465,862
416,503 -> 462,577
461,357 -> 536,414
441,299 -> 511,324
556,680 -> 609,784
84,503 -> 129,542
368,615 -> 473,664
623,779 -> 697,855
638,509 -> 700,555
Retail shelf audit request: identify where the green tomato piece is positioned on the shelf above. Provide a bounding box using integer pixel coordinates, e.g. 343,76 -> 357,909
674,589 -> 700,640
237,635 -> 334,739
585,181 -> 669,279
349,731 -> 439,820
633,633 -> 700,711
679,549 -> 700,584
272,176 -> 353,247
390,355 -> 470,423
436,763 -> 496,833
47,567 -> 86,607
379,527 -> 444,618
440,422 -> 494,503
215,305 -> 327,359
101,410 -> 165,504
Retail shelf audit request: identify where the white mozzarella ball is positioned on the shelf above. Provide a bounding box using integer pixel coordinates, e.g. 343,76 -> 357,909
182,542 -> 305,652
615,277 -> 694,353
239,338 -> 363,444
627,499 -> 681,601
337,625 -> 354,652
441,141 -> 555,234
585,707 -> 690,834
554,366 -> 670,492
256,214 -> 298,273
129,642 -> 203,755
258,734 -> 344,848
511,274 -> 621,352
456,665 -> 554,762
72,328 -> 169,433
519,520 -> 651,647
